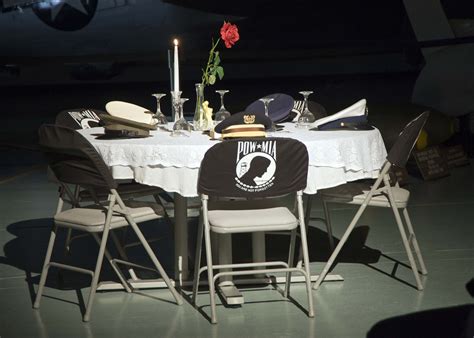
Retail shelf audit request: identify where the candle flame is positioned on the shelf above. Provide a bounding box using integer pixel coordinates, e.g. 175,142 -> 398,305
173,39 -> 179,46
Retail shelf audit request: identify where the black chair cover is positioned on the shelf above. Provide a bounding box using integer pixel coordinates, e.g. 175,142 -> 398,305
38,124 -> 117,190
55,108 -> 107,129
387,111 -> 430,168
198,138 -> 308,198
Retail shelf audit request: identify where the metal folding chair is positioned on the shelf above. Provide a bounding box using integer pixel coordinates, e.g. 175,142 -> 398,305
34,124 -> 182,322
192,137 -> 314,324
313,111 -> 430,291
54,109 -> 172,254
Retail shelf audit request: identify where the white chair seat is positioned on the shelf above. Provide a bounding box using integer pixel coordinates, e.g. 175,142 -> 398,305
350,187 -> 410,208
208,207 -> 298,234
55,200 -> 164,232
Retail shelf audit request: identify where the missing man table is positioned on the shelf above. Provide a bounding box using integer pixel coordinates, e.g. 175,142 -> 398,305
80,122 -> 387,303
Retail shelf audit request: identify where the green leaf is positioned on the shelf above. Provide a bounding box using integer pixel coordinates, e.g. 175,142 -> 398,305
216,66 -> 224,80
214,53 -> 220,66
209,74 -> 216,85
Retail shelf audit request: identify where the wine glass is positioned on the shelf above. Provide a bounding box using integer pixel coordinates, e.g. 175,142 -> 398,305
296,91 -> 316,128
172,97 -> 192,137
259,97 -> 277,133
151,93 -> 168,126
214,90 -> 231,124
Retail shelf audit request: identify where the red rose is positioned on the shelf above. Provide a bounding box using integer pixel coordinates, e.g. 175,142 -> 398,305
220,21 -> 239,48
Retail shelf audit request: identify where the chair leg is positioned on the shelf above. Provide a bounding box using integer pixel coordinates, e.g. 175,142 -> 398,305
64,229 -> 73,255
192,215 -> 204,303
314,164 -> 393,290
83,227 -> 111,322
313,202 -> 369,289
296,197 -> 312,269
109,230 -> 129,261
389,205 -> 424,290
284,229 -> 297,298
322,200 -> 335,251
403,208 -> 428,275
91,233 -> 132,293
203,225 -> 217,324
109,230 -> 140,281
304,194 -> 313,229
33,225 -> 58,309
125,216 -> 183,305
153,193 -> 173,225
297,193 -> 314,317
55,196 -> 72,256
381,175 -> 424,291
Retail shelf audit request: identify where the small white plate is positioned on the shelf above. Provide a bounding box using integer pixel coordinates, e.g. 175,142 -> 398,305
105,101 -> 154,125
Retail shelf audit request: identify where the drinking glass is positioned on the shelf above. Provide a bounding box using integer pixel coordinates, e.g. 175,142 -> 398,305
214,89 -> 231,123
172,97 -> 192,137
259,97 -> 277,133
296,91 -> 315,128
171,90 -> 182,123
151,93 -> 168,126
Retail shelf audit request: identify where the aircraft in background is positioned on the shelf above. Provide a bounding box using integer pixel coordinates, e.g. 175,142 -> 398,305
1,0 -> 417,84
1,0 -> 473,154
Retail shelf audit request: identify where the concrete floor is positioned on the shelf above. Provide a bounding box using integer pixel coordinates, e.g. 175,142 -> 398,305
1,73 -> 473,337
0,145 -> 473,337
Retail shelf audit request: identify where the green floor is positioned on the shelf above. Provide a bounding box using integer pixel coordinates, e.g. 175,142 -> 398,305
0,153 -> 473,337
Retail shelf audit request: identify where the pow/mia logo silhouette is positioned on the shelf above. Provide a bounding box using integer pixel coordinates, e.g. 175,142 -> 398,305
33,0 -> 98,31
235,140 -> 277,192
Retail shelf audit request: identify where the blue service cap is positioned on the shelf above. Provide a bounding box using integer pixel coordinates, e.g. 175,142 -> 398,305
317,115 -> 373,130
244,93 -> 294,123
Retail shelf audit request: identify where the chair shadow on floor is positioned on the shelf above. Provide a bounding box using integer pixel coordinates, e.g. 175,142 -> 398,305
0,217 -> 177,316
262,224 -> 382,264
190,222 -> 421,290
258,223 -> 421,289
185,278 -> 314,324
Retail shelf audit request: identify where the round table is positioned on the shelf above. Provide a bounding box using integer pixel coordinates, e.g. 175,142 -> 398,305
81,123 -> 387,197
81,123 -> 387,289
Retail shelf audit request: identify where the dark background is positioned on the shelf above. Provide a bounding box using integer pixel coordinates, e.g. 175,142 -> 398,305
0,0 -> 472,147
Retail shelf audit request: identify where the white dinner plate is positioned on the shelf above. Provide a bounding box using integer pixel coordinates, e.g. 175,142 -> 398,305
105,101 -> 155,125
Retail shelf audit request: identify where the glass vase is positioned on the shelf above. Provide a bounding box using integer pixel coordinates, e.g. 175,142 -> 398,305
193,83 -> 205,130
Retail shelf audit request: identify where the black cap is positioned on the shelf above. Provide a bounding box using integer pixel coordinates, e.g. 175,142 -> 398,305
214,111 -> 272,133
318,115 -> 370,130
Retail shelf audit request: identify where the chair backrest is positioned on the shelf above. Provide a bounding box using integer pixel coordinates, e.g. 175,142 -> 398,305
387,111 -> 430,168
38,124 -> 117,190
55,108 -> 107,129
198,138 -> 308,198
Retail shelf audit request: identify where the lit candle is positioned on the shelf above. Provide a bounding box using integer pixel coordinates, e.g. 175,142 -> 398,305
173,38 -> 179,93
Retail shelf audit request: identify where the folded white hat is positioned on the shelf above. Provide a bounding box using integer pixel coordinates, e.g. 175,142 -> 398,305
105,101 -> 157,125
311,99 -> 367,128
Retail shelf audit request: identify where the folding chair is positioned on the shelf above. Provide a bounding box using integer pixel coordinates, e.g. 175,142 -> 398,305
53,109 -> 172,252
55,108 -> 105,129
313,111 -> 430,291
34,124 -> 182,322
54,108 -> 167,206
192,137 -> 314,324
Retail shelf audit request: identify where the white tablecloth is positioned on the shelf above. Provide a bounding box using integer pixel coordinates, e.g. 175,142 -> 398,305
80,123 -> 387,197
